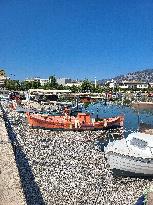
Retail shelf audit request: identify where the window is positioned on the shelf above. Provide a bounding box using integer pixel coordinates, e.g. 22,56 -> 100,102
130,137 -> 148,149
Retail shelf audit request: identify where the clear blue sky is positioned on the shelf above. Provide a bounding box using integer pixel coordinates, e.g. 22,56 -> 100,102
0,0 -> 153,80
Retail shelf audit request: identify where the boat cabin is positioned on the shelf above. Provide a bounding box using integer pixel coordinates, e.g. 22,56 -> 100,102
127,132 -> 153,148
77,113 -> 91,124
129,137 -> 148,149
125,132 -> 153,158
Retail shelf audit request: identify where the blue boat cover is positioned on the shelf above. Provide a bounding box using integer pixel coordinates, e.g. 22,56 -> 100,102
135,195 -> 145,205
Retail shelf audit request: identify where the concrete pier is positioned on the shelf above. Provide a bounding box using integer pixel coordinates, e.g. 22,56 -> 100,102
147,193 -> 153,205
0,111 -> 26,205
147,185 -> 153,205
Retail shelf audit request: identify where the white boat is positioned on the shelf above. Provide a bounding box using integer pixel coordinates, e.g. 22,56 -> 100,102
105,132 -> 153,176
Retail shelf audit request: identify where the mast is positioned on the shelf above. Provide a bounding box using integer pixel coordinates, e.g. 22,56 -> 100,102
137,103 -> 140,132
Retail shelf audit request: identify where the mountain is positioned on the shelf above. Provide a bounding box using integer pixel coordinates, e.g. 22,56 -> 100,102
97,69 -> 153,84
113,69 -> 153,82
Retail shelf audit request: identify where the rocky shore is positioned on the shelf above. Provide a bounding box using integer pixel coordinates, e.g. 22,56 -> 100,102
1,101 -> 153,205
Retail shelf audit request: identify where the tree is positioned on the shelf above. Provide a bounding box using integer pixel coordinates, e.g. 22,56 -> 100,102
57,84 -> 64,90
19,80 -> 41,91
49,75 -> 58,88
5,79 -> 21,90
91,84 -> 104,93
20,81 -> 32,91
69,85 -> 79,93
81,79 -> 92,93
42,82 -> 50,90
31,81 -> 41,89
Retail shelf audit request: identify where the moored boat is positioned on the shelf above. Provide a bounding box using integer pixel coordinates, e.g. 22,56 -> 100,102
26,112 -> 124,131
105,132 -> 153,176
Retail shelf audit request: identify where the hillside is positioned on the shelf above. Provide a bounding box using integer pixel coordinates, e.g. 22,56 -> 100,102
98,69 -> 153,84
113,69 -> 153,82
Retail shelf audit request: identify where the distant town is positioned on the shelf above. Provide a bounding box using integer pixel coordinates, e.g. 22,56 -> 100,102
1,68 -> 153,93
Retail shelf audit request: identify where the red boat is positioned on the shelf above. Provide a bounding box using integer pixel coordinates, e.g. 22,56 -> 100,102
26,112 -> 124,131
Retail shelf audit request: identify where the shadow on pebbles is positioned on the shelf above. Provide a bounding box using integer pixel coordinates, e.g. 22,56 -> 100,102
1,102 -> 153,205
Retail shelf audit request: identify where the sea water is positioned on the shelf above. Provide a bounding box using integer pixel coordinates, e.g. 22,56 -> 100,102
83,102 -> 153,151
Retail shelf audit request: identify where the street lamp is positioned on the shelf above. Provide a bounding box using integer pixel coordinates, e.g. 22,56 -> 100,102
94,77 -> 97,88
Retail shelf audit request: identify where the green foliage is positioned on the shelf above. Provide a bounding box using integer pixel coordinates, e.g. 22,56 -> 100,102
5,79 -> 21,90
20,81 -> 31,91
31,81 -> 41,89
70,84 -> 80,93
84,102 -> 91,108
147,86 -> 153,92
49,75 -> 58,88
92,84 -> 104,93
81,79 -> 92,93
57,84 -> 64,90
20,81 -> 41,90
123,98 -> 131,105
5,79 -> 42,91
114,86 -> 120,92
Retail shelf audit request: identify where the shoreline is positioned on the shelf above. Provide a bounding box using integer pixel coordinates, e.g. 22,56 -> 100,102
1,101 -> 153,204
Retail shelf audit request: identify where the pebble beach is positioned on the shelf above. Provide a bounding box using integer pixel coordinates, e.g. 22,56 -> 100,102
1,101 -> 153,205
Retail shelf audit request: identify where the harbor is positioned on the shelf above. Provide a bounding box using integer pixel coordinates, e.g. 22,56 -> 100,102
2,1 -> 153,204
1,99 -> 153,204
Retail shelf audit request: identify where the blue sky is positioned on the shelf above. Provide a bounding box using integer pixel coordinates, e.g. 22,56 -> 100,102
0,0 -> 153,80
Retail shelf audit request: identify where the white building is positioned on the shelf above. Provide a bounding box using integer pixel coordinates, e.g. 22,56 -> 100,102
39,79 -> 49,86
56,78 -> 72,86
118,81 -> 149,89
66,82 -> 82,87
107,79 -> 116,89
25,77 -> 40,82
0,76 -> 9,87
25,77 -> 49,86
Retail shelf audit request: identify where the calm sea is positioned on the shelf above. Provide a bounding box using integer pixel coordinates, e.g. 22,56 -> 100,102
83,102 -> 153,150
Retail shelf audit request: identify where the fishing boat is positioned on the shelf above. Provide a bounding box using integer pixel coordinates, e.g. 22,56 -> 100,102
105,132 -> 153,176
26,112 -> 124,131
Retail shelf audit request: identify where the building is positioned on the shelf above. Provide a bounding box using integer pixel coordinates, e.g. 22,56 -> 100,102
0,76 -> 9,87
118,81 -> 149,89
66,81 -> 82,87
39,79 -> 49,86
56,78 -> 72,86
25,77 -> 49,86
25,77 -> 40,82
0,69 -> 9,88
106,79 -> 117,89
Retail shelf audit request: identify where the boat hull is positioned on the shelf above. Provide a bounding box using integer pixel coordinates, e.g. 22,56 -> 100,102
106,152 -> 153,176
26,113 -> 124,131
